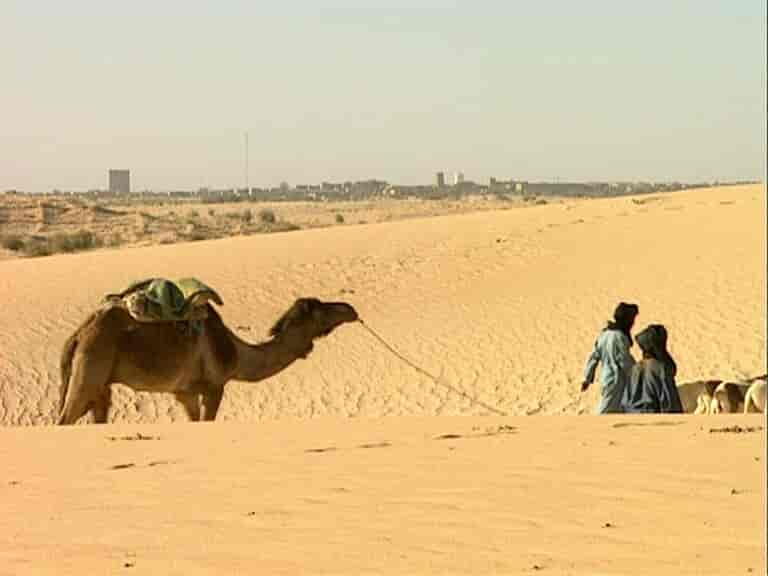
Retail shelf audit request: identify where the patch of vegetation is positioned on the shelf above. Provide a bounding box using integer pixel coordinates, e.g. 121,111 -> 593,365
184,222 -> 217,242
108,232 -> 125,247
48,230 -> 103,253
1,234 -> 25,251
241,208 -> 253,224
258,208 -> 276,224
23,238 -> 52,257
242,220 -> 302,235
267,221 -> 300,233
3,230 -> 105,257
92,205 -> 128,216
335,213 -> 345,224
188,230 -> 211,241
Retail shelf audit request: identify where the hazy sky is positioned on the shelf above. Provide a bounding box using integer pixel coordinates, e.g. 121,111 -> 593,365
1,1 -> 765,191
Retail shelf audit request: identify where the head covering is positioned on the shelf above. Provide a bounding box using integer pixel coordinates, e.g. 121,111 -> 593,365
636,324 -> 677,376
606,302 -> 639,345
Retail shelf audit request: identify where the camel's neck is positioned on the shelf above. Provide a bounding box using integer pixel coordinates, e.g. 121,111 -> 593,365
233,335 -> 312,382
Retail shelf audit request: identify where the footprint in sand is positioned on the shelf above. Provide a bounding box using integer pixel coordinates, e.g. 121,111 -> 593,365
357,442 -> 391,449
612,421 -> 683,428
709,425 -> 763,434
106,433 -> 159,441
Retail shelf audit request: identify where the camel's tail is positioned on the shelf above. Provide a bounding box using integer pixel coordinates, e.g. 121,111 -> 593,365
58,308 -> 104,422
58,333 -> 79,419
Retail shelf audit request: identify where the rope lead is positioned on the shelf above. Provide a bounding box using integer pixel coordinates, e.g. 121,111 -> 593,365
357,319 -> 507,417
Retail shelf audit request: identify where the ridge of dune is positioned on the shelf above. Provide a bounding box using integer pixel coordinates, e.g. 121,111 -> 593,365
0,184 -> 764,425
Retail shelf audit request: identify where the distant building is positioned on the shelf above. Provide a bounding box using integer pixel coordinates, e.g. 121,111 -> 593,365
109,169 -> 130,194
453,172 -> 464,186
435,171 -> 445,188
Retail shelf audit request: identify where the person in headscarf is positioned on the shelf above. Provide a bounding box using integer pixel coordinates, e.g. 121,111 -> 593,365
581,302 -> 639,413
621,324 -> 682,413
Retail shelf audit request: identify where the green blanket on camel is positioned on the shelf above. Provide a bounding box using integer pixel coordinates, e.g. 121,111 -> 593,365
105,277 -> 223,323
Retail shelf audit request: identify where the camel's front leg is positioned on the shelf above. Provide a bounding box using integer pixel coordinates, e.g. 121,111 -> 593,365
174,391 -> 201,421
200,387 -> 224,421
91,386 -> 113,424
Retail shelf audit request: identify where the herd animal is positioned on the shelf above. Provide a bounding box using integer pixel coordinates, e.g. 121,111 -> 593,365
682,375 -> 766,415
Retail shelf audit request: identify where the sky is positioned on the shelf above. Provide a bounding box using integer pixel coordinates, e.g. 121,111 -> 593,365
1,1 -> 765,191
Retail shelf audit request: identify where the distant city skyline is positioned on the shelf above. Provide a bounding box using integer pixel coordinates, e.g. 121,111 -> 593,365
1,1 -> 765,192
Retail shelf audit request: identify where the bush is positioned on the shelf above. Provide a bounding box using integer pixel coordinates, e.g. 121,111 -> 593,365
242,208 -> 253,224
258,208 -> 276,224
1,234 -> 24,251
335,213 -> 344,224
5,230 -> 105,257
269,221 -> 301,233
23,238 -> 52,257
49,230 -> 101,253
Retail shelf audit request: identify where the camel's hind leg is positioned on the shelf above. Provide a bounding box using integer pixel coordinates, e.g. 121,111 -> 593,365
58,351 -> 115,425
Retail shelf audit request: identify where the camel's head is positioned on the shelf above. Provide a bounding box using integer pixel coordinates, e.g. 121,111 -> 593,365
269,298 -> 358,341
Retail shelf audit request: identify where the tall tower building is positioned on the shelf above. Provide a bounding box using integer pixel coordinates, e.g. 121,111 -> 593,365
109,169 -> 130,194
435,171 -> 445,188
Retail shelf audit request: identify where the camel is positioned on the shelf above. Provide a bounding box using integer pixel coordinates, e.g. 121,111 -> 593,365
709,381 -> 751,414
58,297 -> 358,425
676,380 -> 721,414
743,378 -> 766,413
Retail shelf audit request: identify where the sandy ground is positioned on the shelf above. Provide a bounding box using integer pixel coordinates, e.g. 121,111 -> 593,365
0,184 -> 764,424
0,415 -> 764,575
0,184 -> 765,574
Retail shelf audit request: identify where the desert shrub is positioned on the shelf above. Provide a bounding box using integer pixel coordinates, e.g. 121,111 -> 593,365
335,213 -> 344,224
208,208 -> 216,217
23,238 -> 52,257
241,208 -> 253,224
49,230 -> 102,253
1,234 -> 24,251
258,208 -> 276,224
188,209 -> 199,218
263,221 -> 300,233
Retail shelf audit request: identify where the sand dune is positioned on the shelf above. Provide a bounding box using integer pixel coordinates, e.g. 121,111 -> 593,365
0,184 -> 765,425
0,184 -> 765,574
0,415 -> 764,574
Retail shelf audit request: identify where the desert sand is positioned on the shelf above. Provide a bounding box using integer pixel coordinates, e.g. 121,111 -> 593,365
0,415 -> 764,575
0,183 -> 765,574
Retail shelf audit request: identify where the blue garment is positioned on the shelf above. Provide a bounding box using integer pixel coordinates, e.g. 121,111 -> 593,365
621,325 -> 682,413
622,359 -> 683,413
584,329 -> 635,414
